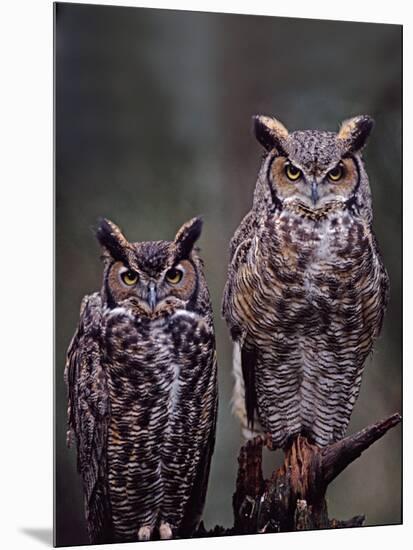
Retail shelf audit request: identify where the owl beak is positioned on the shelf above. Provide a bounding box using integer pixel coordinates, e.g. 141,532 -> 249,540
311,180 -> 319,205
147,282 -> 157,311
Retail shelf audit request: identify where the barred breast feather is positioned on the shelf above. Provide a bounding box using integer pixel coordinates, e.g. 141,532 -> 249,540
223,207 -> 389,449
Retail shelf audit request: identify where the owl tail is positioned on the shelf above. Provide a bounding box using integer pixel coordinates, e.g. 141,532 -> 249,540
231,342 -> 264,441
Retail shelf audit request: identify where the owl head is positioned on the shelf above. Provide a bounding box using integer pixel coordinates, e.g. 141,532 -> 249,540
253,114 -> 374,220
95,217 -> 204,317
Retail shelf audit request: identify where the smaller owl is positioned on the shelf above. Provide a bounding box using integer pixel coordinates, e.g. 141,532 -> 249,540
65,217 -> 218,543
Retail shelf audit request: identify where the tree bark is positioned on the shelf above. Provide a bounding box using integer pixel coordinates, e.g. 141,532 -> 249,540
232,413 -> 401,534
198,412 -> 401,536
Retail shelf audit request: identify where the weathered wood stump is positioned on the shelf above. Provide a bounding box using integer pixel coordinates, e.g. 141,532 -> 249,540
232,413 -> 401,534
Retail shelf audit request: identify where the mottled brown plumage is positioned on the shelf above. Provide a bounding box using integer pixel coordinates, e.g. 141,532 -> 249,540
222,115 -> 389,450
65,217 -> 218,543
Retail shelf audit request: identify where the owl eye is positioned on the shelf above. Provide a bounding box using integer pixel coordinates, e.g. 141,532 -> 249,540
121,269 -> 139,286
165,267 -> 183,285
328,163 -> 344,182
285,162 -> 302,181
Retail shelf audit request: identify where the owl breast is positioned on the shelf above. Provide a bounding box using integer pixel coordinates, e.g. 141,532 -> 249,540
102,308 -> 216,541
231,208 -> 387,448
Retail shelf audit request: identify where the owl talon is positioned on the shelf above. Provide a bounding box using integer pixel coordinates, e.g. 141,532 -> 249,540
159,522 -> 173,540
137,525 -> 153,541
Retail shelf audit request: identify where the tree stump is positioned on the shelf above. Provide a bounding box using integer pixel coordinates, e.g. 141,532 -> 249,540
232,413 -> 401,534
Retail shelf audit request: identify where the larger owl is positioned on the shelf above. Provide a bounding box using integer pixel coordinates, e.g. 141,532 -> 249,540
65,217 -> 218,544
222,115 -> 389,450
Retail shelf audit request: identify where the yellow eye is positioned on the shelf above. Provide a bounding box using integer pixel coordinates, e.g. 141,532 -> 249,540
121,270 -> 139,286
328,163 -> 344,182
165,268 -> 183,285
285,162 -> 302,181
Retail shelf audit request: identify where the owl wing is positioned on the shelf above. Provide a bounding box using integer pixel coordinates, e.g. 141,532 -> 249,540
371,230 -> 390,336
222,210 -> 260,432
180,353 -> 218,538
222,209 -> 256,328
64,292 -> 112,543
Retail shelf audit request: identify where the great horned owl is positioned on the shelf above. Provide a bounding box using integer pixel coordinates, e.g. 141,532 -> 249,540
65,217 -> 218,543
222,114 -> 389,450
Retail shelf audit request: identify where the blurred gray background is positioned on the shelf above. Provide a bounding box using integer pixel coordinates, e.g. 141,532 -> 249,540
55,3 -> 402,546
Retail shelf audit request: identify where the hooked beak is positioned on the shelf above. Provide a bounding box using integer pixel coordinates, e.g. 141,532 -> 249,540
147,282 -> 157,311
311,180 -> 319,205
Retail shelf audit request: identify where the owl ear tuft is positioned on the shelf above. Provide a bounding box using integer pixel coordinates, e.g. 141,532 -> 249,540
253,115 -> 289,153
338,115 -> 374,152
95,218 -> 131,263
174,217 -> 203,259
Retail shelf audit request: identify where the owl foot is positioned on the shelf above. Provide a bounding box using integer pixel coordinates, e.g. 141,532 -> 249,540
137,525 -> 154,541
159,522 -> 173,540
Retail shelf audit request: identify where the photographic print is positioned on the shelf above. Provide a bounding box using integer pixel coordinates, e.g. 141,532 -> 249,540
54,2 -> 402,546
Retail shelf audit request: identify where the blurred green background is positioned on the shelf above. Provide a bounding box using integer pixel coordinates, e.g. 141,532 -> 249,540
55,3 -> 402,546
